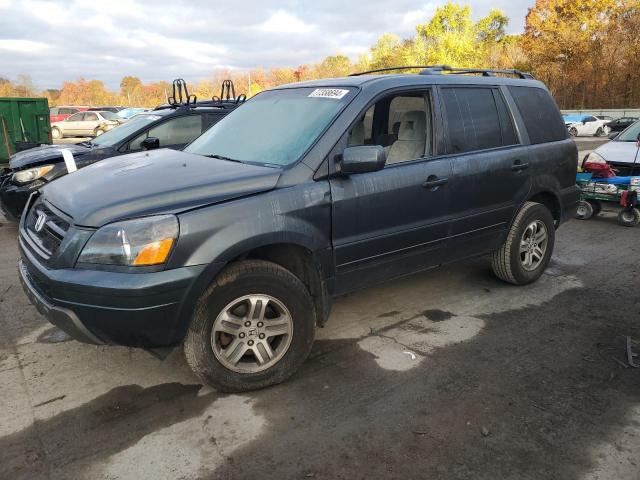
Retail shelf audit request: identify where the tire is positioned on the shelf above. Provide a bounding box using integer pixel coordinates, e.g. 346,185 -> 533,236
617,208 -> 640,227
588,199 -> 602,216
184,260 -> 316,392
575,200 -> 594,220
51,127 -> 62,139
94,128 -> 105,136
569,127 -> 578,137
491,201 -> 555,285
594,127 -> 603,137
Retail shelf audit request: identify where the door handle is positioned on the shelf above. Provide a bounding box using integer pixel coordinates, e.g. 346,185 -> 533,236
422,175 -> 448,189
511,161 -> 529,172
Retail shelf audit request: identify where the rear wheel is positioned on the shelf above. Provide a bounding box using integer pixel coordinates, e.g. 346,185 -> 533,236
594,127 -> 603,137
51,127 -> 62,139
184,260 -> 316,392
575,200 -> 594,220
491,201 -> 555,285
94,128 -> 105,136
617,208 -> 640,227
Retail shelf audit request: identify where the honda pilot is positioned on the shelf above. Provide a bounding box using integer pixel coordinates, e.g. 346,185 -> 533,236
17,66 -> 580,392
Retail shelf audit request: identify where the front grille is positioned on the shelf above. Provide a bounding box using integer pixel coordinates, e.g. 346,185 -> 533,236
23,200 -> 70,260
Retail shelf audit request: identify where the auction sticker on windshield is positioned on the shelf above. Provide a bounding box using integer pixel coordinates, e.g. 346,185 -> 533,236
308,88 -> 349,99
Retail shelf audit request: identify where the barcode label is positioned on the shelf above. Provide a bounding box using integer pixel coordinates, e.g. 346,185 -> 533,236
308,88 -> 349,99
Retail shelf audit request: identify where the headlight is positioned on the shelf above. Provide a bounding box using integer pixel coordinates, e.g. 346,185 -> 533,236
587,152 -> 607,164
12,165 -> 54,184
78,215 -> 179,266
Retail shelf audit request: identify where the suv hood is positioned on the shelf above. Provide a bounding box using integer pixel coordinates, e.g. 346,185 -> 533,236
9,143 -> 115,170
593,140 -> 639,165
41,149 -> 282,227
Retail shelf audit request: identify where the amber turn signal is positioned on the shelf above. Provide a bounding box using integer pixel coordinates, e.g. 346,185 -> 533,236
132,238 -> 174,266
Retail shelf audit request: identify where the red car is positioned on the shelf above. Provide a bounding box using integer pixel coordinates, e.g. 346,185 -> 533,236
49,106 -> 89,123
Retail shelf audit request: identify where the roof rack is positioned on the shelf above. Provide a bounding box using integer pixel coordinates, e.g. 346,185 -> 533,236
154,79 -> 246,111
349,65 -> 534,79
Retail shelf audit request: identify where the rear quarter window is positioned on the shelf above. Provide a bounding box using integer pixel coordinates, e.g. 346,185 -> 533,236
508,86 -> 567,144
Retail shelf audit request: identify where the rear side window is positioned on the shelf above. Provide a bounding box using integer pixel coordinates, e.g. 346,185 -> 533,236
508,86 -> 567,144
441,87 -> 517,154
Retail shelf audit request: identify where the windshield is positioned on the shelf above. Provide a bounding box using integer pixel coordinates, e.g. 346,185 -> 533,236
184,87 -> 354,166
90,114 -> 162,146
617,120 -> 640,142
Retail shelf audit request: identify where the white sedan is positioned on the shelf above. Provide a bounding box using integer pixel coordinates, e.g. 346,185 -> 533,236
51,111 -> 123,139
565,115 -> 610,137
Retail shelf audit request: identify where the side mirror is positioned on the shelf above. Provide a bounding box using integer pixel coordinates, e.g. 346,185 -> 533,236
608,132 -> 619,140
141,137 -> 160,150
340,145 -> 386,174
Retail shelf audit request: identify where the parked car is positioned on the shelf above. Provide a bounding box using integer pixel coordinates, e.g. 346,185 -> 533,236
565,115 -> 610,137
585,119 -> 640,176
49,106 -> 88,123
17,67 -> 579,392
87,106 -> 125,113
50,111 -> 123,139
605,117 -> 638,133
1,99 -> 244,220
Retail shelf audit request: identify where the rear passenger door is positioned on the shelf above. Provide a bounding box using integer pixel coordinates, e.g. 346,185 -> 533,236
440,86 -> 531,258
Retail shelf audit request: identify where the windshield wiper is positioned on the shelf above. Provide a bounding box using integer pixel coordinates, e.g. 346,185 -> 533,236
205,154 -> 243,163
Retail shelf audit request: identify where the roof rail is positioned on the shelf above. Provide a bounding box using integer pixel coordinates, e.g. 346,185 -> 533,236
350,65 -> 534,79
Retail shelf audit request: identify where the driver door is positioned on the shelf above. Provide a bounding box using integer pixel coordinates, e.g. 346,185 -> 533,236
330,90 -> 452,294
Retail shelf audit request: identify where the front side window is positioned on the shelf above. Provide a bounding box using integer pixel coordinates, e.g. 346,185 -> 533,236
84,113 -> 98,121
346,92 -> 431,165
442,87 -> 517,154
128,114 -> 203,151
185,87 -> 355,166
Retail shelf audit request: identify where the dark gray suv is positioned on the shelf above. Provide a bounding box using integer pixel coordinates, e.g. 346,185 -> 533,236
18,67 -> 579,392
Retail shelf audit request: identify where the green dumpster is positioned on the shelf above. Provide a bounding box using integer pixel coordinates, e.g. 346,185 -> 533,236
0,97 -> 51,164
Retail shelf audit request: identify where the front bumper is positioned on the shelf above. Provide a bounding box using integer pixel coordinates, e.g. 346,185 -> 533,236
19,241 -> 207,347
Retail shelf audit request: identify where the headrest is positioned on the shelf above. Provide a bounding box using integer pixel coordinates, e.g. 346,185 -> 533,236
398,111 -> 426,142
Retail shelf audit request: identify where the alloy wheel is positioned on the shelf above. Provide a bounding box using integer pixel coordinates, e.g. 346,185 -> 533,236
519,220 -> 548,271
211,294 -> 293,373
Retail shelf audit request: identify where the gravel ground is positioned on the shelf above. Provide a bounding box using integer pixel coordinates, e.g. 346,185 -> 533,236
0,139 -> 638,480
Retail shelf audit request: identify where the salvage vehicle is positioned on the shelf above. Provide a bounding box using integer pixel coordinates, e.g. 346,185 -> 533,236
51,110 -> 123,139
1,80 -> 245,220
17,66 -> 580,392
565,114 -> 610,137
586,120 -> 640,176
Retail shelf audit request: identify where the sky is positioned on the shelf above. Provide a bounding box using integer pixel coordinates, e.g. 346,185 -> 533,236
0,0 -> 534,90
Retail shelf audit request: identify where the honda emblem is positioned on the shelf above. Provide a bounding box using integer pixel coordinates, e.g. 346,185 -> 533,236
34,212 -> 47,232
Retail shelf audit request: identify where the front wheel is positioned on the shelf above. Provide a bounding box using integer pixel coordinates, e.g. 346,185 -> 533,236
491,201 -> 555,285
94,128 -> 105,136
184,260 -> 316,392
569,127 -> 578,137
575,200 -> 594,220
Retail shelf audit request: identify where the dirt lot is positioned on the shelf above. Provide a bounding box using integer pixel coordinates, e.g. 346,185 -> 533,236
1,140 -> 639,480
